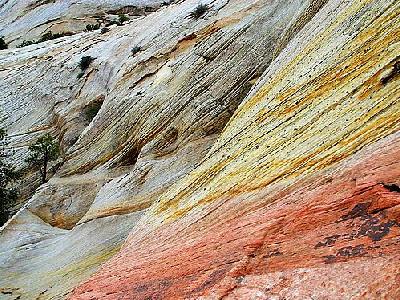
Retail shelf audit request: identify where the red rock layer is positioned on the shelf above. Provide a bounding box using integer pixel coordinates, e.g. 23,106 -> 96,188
70,133 -> 400,299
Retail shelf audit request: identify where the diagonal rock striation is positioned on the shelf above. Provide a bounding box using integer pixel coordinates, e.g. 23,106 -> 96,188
0,0 -> 338,299
0,0 -> 399,299
69,0 -> 400,298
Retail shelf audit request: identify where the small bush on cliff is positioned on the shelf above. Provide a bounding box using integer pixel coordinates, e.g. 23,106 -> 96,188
0,128 -> 20,226
101,27 -> 110,34
118,14 -> 130,25
39,31 -> 74,42
190,4 -> 208,19
105,20 -> 119,27
0,37 -> 8,50
25,134 -> 60,184
79,56 -> 95,71
77,56 -> 95,79
86,24 -> 101,32
16,31 -> 74,48
17,40 -> 35,48
131,46 -> 141,56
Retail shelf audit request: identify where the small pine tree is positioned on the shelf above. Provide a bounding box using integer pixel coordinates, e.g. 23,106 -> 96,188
0,128 -> 19,226
0,37 -> 8,50
26,134 -> 60,184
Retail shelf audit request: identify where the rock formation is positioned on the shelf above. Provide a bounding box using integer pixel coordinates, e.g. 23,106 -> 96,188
0,0 -> 399,299
0,0 -> 172,47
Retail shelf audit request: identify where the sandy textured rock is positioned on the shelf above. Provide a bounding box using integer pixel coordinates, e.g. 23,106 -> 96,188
72,133 -> 400,299
69,0 -> 400,298
26,172 -> 112,229
0,0 -> 170,47
0,0 -> 333,299
0,209 -> 143,299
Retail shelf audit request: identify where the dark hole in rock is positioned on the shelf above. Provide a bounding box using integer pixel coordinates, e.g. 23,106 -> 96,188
153,128 -> 179,156
380,61 -> 400,85
118,146 -> 140,167
383,183 -> 400,193
83,98 -> 104,123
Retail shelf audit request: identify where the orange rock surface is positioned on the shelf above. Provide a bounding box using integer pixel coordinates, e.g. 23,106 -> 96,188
70,134 -> 400,300
69,0 -> 400,298
1,0 -> 398,298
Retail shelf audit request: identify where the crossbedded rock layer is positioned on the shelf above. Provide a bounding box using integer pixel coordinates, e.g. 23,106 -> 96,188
0,0 -> 169,47
71,133 -> 400,299
70,0 -> 400,298
0,0 -> 333,299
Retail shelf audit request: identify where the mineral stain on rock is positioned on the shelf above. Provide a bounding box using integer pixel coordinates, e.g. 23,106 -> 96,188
1,0 -> 400,299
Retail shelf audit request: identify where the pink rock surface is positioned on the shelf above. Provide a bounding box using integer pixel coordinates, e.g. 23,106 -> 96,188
70,133 -> 400,299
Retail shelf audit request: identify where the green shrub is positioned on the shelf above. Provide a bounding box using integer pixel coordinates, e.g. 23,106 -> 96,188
190,4 -> 208,19
79,56 -> 95,71
131,46 -> 141,56
39,31 -> 73,42
106,20 -> 119,27
101,27 -> 110,34
17,31 -> 74,48
118,14 -> 130,24
17,40 -> 35,48
0,37 -> 7,50
86,24 -> 101,32
25,134 -> 60,184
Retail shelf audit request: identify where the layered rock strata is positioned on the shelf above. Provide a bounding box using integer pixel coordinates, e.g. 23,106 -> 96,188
69,0 -> 400,298
0,0 -> 171,47
0,0 -> 339,299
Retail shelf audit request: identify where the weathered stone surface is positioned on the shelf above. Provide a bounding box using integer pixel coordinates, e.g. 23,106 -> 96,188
0,209 -> 143,299
26,172 -> 110,229
69,0 -> 400,298
0,0 -> 170,47
71,133 -> 400,299
1,0 -> 399,299
0,0 -> 333,299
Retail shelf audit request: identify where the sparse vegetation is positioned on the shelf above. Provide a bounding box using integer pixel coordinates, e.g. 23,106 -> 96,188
162,1 -> 172,6
0,37 -> 8,50
17,40 -> 35,48
25,134 -> 60,184
77,56 -> 95,79
86,23 -> 101,32
0,128 -> 20,226
39,31 -> 73,42
79,56 -> 95,71
190,4 -> 208,19
118,14 -> 130,25
105,20 -> 119,27
17,31 -> 74,48
101,27 -> 110,34
131,46 -> 141,56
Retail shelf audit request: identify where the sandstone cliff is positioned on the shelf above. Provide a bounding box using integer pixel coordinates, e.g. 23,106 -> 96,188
0,0 -> 399,299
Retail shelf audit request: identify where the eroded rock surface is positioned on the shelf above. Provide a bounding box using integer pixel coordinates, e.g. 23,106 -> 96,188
0,0 -> 399,299
69,0 -> 400,298
0,0 -> 171,47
